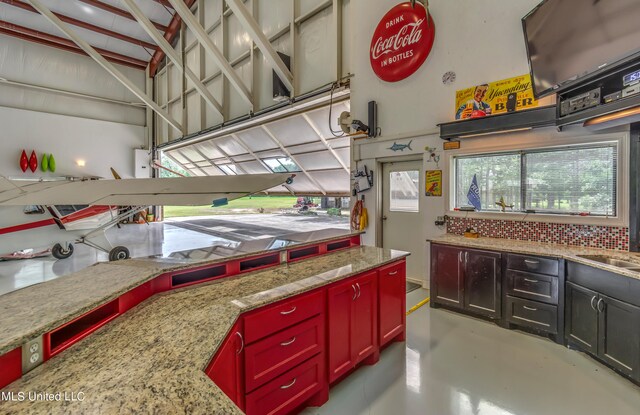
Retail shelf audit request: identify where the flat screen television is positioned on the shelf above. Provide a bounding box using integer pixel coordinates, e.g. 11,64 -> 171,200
523,0 -> 640,98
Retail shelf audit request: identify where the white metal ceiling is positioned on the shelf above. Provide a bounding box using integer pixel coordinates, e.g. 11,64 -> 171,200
164,100 -> 352,196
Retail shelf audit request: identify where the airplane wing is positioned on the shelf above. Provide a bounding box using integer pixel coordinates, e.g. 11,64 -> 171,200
0,174 -> 293,206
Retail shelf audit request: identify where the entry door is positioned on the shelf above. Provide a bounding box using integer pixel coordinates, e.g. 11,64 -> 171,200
382,161 -> 422,281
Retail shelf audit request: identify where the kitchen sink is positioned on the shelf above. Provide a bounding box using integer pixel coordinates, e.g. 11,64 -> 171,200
577,255 -> 640,270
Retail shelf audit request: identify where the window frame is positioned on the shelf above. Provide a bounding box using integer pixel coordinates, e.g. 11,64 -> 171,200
453,144 -> 618,216
444,134 -> 627,226
261,157 -> 302,173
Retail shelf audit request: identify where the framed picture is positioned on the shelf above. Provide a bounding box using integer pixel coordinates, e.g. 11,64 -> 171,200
425,170 -> 442,196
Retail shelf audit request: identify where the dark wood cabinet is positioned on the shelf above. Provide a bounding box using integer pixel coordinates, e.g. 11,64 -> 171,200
566,282 -> 598,354
464,249 -> 501,318
598,294 -> 640,379
431,244 -> 464,308
566,281 -> 640,381
431,244 -> 501,319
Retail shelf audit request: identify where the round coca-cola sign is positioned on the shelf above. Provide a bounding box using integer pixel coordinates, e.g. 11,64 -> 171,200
370,2 -> 435,82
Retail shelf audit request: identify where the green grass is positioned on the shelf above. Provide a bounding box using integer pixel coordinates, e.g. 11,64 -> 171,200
163,196 -> 299,218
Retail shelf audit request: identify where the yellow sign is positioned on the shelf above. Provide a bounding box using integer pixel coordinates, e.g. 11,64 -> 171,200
443,141 -> 460,150
425,170 -> 442,197
454,74 -> 538,120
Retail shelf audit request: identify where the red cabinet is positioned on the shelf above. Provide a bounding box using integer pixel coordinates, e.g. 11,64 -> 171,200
328,271 -> 378,383
206,321 -> 245,411
244,315 -> 324,393
378,261 -> 406,347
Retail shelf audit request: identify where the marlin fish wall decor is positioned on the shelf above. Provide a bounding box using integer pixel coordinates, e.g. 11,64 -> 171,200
388,140 -> 413,152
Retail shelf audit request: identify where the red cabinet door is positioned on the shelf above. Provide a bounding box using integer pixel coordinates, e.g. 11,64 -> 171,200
431,244 -> 464,308
351,272 -> 378,364
206,321 -> 244,411
379,261 -> 406,347
327,279 -> 355,383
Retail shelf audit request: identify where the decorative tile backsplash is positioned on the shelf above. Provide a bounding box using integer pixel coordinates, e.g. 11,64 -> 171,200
446,217 -> 629,251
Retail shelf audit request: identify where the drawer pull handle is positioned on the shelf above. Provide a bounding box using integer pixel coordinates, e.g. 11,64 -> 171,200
523,278 -> 539,283
388,271 -> 398,275
280,378 -> 297,389
352,284 -> 357,300
590,296 -> 597,311
235,332 -> 244,354
597,298 -> 604,313
280,306 -> 297,315
280,337 -> 296,346
523,306 -> 538,311
524,260 -> 539,265
356,282 -> 361,299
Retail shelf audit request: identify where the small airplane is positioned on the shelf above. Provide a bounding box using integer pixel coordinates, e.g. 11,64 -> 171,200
495,196 -> 514,212
0,172 -> 294,261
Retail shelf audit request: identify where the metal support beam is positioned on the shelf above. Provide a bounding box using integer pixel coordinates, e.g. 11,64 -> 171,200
149,0 -> 196,77
0,76 -> 145,107
332,0 -> 342,80
225,0 -> 294,93
121,0 -> 224,117
169,0 -> 253,109
79,0 -> 167,31
301,113 -> 349,173
26,0 -> 182,132
231,133 -> 272,173
260,125 -> 327,195
1,0 -> 156,50
0,20 -> 147,69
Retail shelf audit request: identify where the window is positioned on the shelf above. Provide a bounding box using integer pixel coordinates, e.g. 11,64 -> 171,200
389,170 -> 419,212
263,157 -> 302,173
454,144 -> 617,216
218,164 -> 237,175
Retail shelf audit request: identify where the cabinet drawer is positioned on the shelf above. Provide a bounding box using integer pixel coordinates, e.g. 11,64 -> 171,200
507,254 -> 558,276
244,315 -> 324,393
245,354 -> 324,415
506,296 -> 558,334
245,290 -> 324,344
379,261 -> 405,279
506,270 -> 558,305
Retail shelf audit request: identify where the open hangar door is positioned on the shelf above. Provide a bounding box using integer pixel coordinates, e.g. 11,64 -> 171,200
157,97 -> 352,240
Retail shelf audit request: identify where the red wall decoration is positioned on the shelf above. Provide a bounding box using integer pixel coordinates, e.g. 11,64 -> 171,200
370,2 -> 435,82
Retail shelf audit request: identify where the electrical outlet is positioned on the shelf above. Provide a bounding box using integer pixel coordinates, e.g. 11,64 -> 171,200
280,250 -> 288,264
435,216 -> 446,226
22,336 -> 43,374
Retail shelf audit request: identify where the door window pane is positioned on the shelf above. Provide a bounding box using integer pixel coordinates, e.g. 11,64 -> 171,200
390,170 -> 419,212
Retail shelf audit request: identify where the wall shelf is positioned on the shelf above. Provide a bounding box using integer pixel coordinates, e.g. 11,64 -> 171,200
438,106 -> 557,140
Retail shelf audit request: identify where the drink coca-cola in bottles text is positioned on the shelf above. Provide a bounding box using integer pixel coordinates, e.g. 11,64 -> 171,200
370,2 -> 435,82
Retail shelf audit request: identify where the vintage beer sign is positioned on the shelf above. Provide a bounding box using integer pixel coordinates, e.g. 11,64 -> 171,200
454,74 -> 539,120
370,2 -> 435,82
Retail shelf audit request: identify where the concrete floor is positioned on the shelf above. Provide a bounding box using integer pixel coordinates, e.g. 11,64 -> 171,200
302,288 -> 640,415
0,214 -> 349,296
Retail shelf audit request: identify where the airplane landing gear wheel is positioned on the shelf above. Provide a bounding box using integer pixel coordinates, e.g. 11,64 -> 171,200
109,246 -> 130,261
52,243 -> 74,259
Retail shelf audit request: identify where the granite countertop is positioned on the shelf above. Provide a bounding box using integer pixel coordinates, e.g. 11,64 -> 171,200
429,234 -> 640,280
0,246 -> 408,414
0,229 -> 359,356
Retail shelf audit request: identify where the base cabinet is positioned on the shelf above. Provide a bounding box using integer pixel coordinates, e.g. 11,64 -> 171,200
328,271 -> 378,383
378,262 -> 406,347
431,244 -> 501,319
208,260 -> 406,414
566,281 -> 640,381
206,322 -> 245,411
